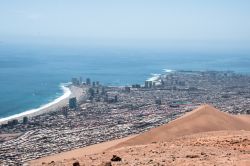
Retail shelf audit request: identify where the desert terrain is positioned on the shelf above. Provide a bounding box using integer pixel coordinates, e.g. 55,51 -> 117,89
30,105 -> 250,166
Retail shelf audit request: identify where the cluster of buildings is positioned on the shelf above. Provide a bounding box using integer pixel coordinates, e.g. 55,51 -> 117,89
72,77 -> 100,87
0,71 -> 250,165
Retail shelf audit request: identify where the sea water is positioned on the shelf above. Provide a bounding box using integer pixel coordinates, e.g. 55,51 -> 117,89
0,44 -> 250,120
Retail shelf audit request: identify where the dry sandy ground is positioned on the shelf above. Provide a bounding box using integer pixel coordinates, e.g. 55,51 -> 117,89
29,105 -> 250,166
30,135 -> 136,165
29,131 -> 250,166
113,105 -> 250,148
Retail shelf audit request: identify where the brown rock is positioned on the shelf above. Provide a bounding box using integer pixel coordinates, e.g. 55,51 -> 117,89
99,161 -> 112,166
73,161 -> 80,166
186,154 -> 199,158
49,161 -> 55,165
111,155 -> 122,162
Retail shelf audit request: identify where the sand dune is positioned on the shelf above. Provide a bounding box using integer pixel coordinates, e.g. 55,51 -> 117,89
113,104 -> 250,148
55,130 -> 250,166
29,135 -> 136,165
29,104 -> 250,165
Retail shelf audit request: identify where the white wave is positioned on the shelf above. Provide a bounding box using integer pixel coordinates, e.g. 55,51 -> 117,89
0,83 -> 72,123
163,69 -> 175,73
147,73 -> 161,82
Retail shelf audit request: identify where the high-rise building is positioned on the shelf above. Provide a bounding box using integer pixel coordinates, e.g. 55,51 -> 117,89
79,77 -> 82,84
101,87 -> 105,95
145,81 -> 152,88
86,78 -> 91,85
145,81 -> 149,88
114,95 -> 118,102
148,81 -> 153,88
8,119 -> 18,127
88,88 -> 95,97
72,78 -> 79,85
62,106 -> 68,117
23,116 -> 28,124
153,82 -> 156,88
132,84 -> 141,88
69,97 -> 77,109
124,86 -> 131,92
104,94 -> 108,102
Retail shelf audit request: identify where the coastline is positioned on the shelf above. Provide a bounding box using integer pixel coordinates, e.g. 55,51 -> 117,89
0,84 -> 84,124
1,70 -> 250,165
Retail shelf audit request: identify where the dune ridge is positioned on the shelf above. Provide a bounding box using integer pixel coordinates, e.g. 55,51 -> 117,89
30,104 -> 250,165
112,104 -> 250,149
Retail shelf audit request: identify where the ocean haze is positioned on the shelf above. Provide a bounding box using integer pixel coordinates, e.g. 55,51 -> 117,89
1,1 -> 250,122
0,0 -> 250,49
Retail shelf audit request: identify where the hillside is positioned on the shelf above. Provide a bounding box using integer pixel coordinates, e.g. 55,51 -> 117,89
113,105 -> 250,149
29,105 -> 250,166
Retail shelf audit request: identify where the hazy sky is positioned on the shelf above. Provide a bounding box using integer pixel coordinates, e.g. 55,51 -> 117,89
0,0 -> 250,48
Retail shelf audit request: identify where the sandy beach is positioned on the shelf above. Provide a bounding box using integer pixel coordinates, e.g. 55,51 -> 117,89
0,85 -> 85,125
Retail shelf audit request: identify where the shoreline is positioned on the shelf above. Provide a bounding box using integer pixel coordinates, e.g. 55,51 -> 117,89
1,70 -> 250,164
0,84 -> 84,124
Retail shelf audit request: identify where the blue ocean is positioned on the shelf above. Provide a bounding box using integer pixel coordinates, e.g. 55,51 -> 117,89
0,44 -> 250,119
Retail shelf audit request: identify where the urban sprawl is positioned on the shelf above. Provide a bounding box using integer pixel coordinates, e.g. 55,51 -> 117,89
1,70 -> 250,165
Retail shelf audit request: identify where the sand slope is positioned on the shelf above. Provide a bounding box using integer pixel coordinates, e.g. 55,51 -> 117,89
113,105 -> 250,148
59,130 -> 250,166
29,135 -> 136,165
29,104 -> 250,166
